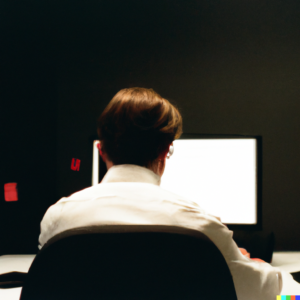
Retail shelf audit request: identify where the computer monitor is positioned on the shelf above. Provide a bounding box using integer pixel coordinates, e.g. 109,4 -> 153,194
92,134 -> 262,230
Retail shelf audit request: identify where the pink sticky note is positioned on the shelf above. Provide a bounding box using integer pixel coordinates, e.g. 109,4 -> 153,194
71,158 -> 81,171
4,183 -> 18,201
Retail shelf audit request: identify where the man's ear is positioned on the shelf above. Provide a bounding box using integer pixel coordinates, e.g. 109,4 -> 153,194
97,141 -> 106,162
158,144 -> 171,160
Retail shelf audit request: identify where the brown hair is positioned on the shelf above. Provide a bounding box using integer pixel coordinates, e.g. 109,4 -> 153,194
97,87 -> 182,167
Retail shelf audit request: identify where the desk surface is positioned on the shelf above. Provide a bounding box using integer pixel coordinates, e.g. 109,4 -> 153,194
0,255 -> 35,274
271,252 -> 300,273
1,252 -> 300,300
0,255 -> 35,300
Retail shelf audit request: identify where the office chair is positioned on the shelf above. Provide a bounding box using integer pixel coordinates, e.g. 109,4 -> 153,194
1,225 -> 237,300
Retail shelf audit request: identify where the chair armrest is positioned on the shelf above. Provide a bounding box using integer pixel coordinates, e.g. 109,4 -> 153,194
0,271 -> 27,289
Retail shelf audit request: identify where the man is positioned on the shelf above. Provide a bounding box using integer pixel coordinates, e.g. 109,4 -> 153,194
39,87 -> 300,298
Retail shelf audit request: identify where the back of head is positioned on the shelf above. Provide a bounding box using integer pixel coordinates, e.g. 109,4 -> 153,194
97,87 -> 182,167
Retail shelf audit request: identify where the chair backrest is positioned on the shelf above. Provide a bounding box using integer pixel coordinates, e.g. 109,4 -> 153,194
20,225 -> 237,300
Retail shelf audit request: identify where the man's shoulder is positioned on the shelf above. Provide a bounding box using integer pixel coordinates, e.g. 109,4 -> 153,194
57,183 -> 117,202
56,182 -> 204,212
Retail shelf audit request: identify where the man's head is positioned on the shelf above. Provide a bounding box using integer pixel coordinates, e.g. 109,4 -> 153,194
97,87 -> 182,170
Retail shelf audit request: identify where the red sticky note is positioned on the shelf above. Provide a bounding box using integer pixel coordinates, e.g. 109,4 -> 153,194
71,158 -> 81,171
4,183 -> 18,202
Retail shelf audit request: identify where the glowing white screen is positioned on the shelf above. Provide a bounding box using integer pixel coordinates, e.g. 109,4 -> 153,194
92,140 -> 100,186
160,139 -> 257,224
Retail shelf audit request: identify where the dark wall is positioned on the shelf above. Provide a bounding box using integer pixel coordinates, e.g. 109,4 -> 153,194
0,2 -> 58,253
1,0 -> 300,252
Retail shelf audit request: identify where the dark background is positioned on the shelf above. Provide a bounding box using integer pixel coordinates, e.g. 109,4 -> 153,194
1,0 -> 300,253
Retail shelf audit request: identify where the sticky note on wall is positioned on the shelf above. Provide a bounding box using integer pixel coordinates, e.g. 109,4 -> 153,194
71,158 -> 81,171
4,183 -> 18,201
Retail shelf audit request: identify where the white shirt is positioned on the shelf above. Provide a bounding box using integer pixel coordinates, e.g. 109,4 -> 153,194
40,164 -> 285,300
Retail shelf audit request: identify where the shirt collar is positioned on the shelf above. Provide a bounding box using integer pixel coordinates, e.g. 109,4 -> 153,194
101,164 -> 161,186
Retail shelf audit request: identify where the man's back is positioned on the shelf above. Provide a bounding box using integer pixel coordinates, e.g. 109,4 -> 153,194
39,164 -> 282,300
